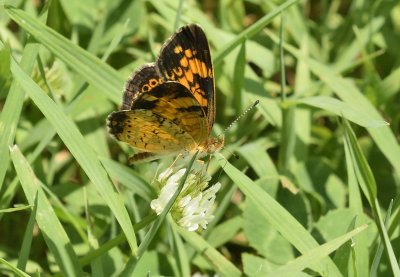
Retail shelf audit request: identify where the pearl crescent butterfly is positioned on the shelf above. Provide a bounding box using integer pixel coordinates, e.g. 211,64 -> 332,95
107,24 -> 224,163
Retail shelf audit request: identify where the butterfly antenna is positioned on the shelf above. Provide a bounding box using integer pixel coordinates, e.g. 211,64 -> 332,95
216,100 -> 259,160
218,100 -> 260,138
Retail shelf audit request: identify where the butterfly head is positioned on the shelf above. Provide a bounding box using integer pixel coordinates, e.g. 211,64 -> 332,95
205,136 -> 224,154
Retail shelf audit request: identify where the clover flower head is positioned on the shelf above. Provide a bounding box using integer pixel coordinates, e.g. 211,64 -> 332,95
150,162 -> 221,231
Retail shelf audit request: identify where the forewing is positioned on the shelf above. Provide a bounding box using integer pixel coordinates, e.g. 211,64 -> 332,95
156,24 -> 215,133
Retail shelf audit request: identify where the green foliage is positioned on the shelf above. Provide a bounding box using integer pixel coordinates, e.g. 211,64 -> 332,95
0,0 -> 399,276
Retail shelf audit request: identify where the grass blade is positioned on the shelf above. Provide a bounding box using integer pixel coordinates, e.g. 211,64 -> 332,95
16,197 -> 37,271
213,0 -> 298,65
298,96 -> 388,128
10,145 -> 83,276
5,6 -> 123,104
168,217 -> 190,277
371,200 -> 393,277
9,55 -> 137,255
267,31 -> 400,180
343,119 -> 400,276
119,153 -> 199,275
0,258 -> 31,277
216,153 -> 342,276
176,223 -> 242,277
269,224 -> 368,277
0,39 -> 39,191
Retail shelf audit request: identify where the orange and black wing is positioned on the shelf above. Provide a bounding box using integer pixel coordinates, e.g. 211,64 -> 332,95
107,82 -> 208,152
122,63 -> 164,110
156,24 -> 215,134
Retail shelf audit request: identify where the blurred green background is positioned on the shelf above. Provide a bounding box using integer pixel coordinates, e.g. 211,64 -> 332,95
0,0 -> 399,276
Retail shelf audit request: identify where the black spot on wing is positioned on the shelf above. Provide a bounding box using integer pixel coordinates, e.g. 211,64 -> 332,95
107,111 -> 128,135
150,82 -> 191,99
131,82 -> 194,111
131,98 -> 158,110
177,105 -> 204,113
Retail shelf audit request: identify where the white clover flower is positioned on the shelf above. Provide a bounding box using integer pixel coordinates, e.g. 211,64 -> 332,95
150,162 -> 221,231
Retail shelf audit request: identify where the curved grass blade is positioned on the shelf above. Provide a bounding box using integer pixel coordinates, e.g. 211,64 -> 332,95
137,151 -> 199,258
266,30 -> 400,181
0,258 -> 31,277
16,198 -> 37,271
176,223 -> 242,277
213,0 -> 298,65
216,153 -> 341,276
100,157 -> 155,201
0,39 -> 39,191
298,96 -> 388,128
5,5 -> 123,104
269,224 -> 368,277
10,145 -> 83,276
168,217 -> 190,277
9,55 -> 137,255
371,200 -> 393,277
343,119 -> 400,276
119,152 -> 199,275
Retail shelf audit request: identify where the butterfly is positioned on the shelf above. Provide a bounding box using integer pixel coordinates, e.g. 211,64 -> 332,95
107,24 -> 223,163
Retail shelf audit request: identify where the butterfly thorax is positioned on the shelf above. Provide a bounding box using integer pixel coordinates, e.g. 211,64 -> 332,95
201,136 -> 224,154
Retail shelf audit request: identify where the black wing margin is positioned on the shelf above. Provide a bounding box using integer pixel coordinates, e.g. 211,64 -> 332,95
156,24 -> 215,133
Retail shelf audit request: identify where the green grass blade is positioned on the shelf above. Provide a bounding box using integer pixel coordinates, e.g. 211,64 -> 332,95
269,224 -> 368,277
5,6 -> 123,104
176,224 -> 242,277
378,67 -> 400,101
206,216 -> 243,248
10,145 -> 83,276
213,0 -> 298,65
0,39 -> 39,191
79,214 -> 157,266
0,205 -> 31,213
9,56 -> 138,255
343,119 -> 377,204
343,119 -> 400,277
216,153 -> 341,276
168,217 -> 190,277
0,41 -> 11,95
233,42 -> 246,112
101,18 -> 130,62
370,200 -> 393,277
120,153 -> 199,275
136,151 -> 199,258
0,258 -> 31,277
343,136 -> 367,275
16,197 -> 37,271
298,96 -> 388,128
268,32 -> 400,180
100,157 -> 155,201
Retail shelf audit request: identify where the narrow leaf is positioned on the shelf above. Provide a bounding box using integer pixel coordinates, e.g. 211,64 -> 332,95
269,224 -> 368,277
216,153 -> 341,276
9,56 -> 137,255
299,96 -> 388,128
10,145 -> 83,276
5,6 -> 123,103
